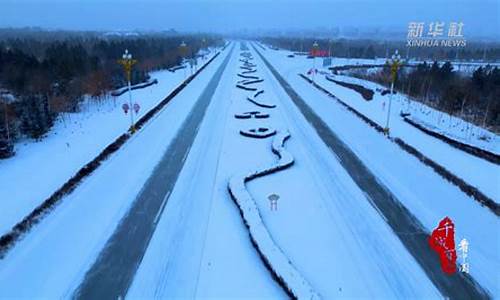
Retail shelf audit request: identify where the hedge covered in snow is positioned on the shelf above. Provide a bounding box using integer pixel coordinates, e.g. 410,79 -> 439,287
403,116 -> 500,164
325,76 -> 374,101
228,131 -> 320,299
247,97 -> 276,109
111,79 -> 159,97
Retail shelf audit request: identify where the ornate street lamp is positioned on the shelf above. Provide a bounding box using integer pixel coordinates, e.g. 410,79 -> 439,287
118,49 -> 138,133
311,41 -> 319,82
179,41 -> 189,77
328,39 -> 333,57
201,38 -> 206,61
384,49 -> 402,135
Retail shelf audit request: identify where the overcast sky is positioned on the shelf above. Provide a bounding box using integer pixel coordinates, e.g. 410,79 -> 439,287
1,0 -> 499,38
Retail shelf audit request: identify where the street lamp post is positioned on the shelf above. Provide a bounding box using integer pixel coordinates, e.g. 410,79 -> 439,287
328,39 -> 333,57
2,97 -> 10,142
118,49 -> 138,133
179,41 -> 188,78
384,49 -> 402,135
201,38 -> 206,61
0,95 -> 13,158
312,41 -> 319,82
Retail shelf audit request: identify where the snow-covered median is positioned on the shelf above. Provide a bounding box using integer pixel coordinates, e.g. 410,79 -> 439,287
228,130 -> 320,300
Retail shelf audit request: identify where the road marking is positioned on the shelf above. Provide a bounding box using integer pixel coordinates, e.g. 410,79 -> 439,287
182,150 -> 189,163
154,190 -> 172,225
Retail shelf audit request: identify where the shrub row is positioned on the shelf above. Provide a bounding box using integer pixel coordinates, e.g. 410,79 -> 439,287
403,117 -> 500,165
247,97 -> 276,109
394,138 -> 499,216
300,74 -> 384,132
111,79 -> 159,97
236,84 -> 257,91
325,76 -> 374,101
228,132 -> 319,299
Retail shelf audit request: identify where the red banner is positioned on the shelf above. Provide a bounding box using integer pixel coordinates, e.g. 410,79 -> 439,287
429,216 -> 457,274
310,49 -> 329,57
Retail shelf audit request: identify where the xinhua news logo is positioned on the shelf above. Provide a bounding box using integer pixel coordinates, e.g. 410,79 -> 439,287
407,22 -> 466,47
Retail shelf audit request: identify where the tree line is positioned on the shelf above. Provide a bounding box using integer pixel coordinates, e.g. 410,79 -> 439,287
0,30 -> 222,151
261,37 -> 500,62
351,62 -> 500,132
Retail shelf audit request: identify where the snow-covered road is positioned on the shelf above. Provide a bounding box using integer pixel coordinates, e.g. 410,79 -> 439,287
0,41 -> 496,299
0,43 -> 233,298
255,42 -> 498,297
75,44 -> 236,299
252,43 -> 489,298
129,42 -> 443,298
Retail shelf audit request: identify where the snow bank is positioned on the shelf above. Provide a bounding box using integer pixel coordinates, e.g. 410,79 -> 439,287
228,130 -> 320,300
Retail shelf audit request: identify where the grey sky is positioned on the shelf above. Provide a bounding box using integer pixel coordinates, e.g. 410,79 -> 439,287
1,0 -> 498,38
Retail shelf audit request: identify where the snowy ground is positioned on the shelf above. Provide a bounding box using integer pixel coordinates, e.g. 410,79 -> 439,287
0,49 -> 218,236
319,73 -> 500,202
331,74 -> 499,155
259,44 -> 499,204
257,43 -> 499,296
0,46 -> 231,297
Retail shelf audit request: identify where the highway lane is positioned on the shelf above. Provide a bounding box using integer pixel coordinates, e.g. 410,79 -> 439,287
75,44 -> 235,299
252,43 -> 490,300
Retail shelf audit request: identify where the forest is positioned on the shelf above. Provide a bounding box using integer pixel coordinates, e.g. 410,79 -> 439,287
0,29 -> 222,156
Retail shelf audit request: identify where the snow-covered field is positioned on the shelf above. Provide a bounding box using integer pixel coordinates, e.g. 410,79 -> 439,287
0,49 -> 218,236
259,45 -> 499,204
331,74 -> 499,155
258,43 -> 499,296
0,41 -> 497,298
